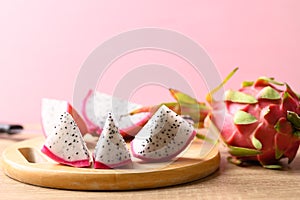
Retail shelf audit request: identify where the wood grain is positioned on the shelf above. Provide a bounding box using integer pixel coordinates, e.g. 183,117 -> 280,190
1,129 -> 300,199
1,137 -> 219,190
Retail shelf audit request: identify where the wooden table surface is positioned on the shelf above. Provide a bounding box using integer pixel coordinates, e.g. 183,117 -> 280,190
1,126 -> 300,200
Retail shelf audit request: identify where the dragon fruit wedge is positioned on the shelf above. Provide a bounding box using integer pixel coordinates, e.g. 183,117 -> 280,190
82,90 -> 150,138
131,105 -> 196,162
41,98 -> 88,137
41,112 -> 91,167
210,76 -> 300,169
93,113 -> 132,169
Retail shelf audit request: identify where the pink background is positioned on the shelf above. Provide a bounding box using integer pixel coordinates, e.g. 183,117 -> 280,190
0,0 -> 300,124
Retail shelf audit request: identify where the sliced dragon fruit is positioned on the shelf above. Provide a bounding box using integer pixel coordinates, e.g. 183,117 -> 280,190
93,113 -> 132,169
131,105 -> 196,162
82,90 -> 150,138
41,98 -> 88,137
41,112 -> 91,167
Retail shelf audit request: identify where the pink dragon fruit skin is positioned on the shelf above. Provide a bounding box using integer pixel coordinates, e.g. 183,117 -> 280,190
211,77 -> 300,168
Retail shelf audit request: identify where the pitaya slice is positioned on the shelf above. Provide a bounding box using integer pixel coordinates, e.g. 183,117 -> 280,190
82,90 -> 150,138
93,113 -> 132,169
210,76 -> 300,168
41,112 -> 91,167
131,105 -> 196,162
41,98 -> 88,137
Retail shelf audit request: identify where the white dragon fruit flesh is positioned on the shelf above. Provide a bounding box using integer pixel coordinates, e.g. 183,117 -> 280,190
131,105 -> 196,162
93,113 -> 132,169
41,112 -> 91,167
41,98 -> 88,137
82,90 -> 150,138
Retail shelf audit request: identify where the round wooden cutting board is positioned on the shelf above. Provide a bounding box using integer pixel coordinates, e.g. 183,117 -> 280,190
1,136 -> 220,190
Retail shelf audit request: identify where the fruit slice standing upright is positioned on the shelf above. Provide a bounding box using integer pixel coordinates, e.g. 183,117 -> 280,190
93,113 -> 132,169
41,112 -> 91,167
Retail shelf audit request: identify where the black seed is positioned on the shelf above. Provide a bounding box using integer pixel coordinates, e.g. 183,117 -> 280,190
68,156 -> 71,159
76,152 -> 79,155
65,140 -> 67,143
68,143 -> 72,146
49,146 -> 52,148
65,126 -> 67,129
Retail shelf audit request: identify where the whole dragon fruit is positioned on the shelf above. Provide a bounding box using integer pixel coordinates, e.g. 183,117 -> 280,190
210,76 -> 300,168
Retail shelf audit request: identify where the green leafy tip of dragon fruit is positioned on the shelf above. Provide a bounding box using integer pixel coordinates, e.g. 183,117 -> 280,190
130,67 -> 300,169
